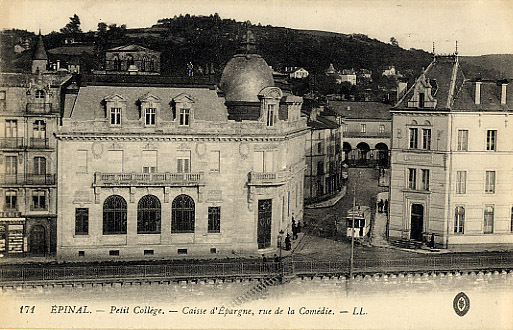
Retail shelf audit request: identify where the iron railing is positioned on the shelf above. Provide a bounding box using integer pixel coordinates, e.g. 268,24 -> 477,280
94,172 -> 204,187
28,138 -> 50,149
0,138 -> 24,149
0,174 -> 55,185
2,255 -> 513,283
248,171 -> 288,186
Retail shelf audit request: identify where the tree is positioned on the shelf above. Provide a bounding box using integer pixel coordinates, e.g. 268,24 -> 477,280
60,14 -> 82,36
390,37 -> 399,47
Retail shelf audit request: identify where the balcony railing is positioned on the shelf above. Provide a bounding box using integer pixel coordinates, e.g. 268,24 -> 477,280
0,138 -> 24,149
28,138 -> 50,149
248,171 -> 288,186
26,103 -> 54,114
0,174 -> 56,185
0,210 -> 22,218
94,172 -> 204,187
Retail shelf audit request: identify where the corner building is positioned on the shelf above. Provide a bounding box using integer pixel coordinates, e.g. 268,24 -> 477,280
389,54 -> 513,249
56,46 -> 307,260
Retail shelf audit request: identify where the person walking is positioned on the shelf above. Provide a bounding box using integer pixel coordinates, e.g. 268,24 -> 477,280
285,233 -> 291,251
292,222 -> 298,240
297,220 -> 301,233
384,199 -> 389,215
378,199 -> 384,213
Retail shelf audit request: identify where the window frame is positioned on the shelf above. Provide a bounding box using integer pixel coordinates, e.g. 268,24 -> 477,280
75,208 -> 89,235
179,108 -> 190,126
32,190 -> 47,210
266,104 -> 275,127
409,128 -> 418,149
110,107 -> 122,126
408,168 -> 417,190
103,195 -> 127,235
5,190 -> 17,210
35,89 -> 45,99
144,107 -> 156,126
483,204 -> 494,234
360,123 -> 366,133
422,128 -> 431,150
209,150 -> 220,173
486,130 -> 497,151
421,169 -> 430,191
379,124 -> 385,134
137,195 -> 161,234
457,129 -> 468,151
485,170 -> 496,194
454,205 -> 465,234
456,170 -> 467,194
208,206 -> 221,233
171,194 -> 195,233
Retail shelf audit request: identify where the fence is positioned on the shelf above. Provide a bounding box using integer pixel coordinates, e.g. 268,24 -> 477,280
2,254 -> 513,284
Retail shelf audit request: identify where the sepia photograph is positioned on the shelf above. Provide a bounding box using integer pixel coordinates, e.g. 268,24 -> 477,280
0,0 -> 512,328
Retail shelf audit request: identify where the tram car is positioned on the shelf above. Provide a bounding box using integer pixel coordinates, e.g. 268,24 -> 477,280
345,205 -> 371,239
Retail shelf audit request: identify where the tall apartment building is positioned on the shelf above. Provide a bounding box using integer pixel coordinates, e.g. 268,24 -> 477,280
389,54 -> 513,249
0,34 -> 71,257
55,32 -> 308,260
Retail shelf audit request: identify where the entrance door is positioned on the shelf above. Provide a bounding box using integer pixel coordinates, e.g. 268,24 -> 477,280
29,225 -> 46,255
410,204 -> 424,241
257,199 -> 272,249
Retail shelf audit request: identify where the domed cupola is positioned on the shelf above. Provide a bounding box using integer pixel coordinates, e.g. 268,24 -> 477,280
219,29 -> 275,121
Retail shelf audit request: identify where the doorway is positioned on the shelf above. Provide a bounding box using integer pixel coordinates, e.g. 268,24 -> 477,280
257,199 -> 272,249
29,225 -> 46,255
410,204 -> 424,241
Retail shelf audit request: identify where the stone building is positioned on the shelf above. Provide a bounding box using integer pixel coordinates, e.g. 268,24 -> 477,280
389,54 -> 513,249
328,101 -> 391,167
55,33 -> 307,260
0,35 -> 71,257
104,44 -> 161,74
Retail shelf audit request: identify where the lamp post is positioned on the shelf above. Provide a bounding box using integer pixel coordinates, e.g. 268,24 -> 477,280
349,171 -> 361,282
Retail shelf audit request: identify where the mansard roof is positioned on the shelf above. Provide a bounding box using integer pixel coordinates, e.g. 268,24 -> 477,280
452,79 -> 513,112
66,85 -> 228,121
394,55 -> 465,111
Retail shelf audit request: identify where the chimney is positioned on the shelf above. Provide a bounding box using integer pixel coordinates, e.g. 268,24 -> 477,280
474,81 -> 481,105
501,83 -> 507,105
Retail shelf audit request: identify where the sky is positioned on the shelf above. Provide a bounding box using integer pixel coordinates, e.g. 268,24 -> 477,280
1,0 -> 513,56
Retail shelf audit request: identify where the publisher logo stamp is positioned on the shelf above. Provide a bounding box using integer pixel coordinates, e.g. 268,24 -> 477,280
453,292 -> 470,317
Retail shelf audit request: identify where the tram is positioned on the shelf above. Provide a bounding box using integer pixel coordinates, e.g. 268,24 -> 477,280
345,205 -> 371,239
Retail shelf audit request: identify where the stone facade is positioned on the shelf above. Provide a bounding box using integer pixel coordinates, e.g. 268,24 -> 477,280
389,55 -> 513,249
104,45 -> 160,74
56,48 -> 308,261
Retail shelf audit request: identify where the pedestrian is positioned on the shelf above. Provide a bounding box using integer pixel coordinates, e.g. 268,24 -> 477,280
430,233 -> 435,249
384,199 -> 389,215
292,223 -> 298,240
285,233 -> 291,251
262,254 -> 268,272
378,199 -> 384,213
297,220 -> 301,233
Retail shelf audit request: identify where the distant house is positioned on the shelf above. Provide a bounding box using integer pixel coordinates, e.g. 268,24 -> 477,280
340,69 -> 357,85
47,44 -> 95,74
104,44 -> 161,74
289,67 -> 309,79
382,66 -> 397,77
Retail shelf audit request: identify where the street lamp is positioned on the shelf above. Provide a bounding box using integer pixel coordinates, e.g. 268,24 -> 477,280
349,171 -> 361,281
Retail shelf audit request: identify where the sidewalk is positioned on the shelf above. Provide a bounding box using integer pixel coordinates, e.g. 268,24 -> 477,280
371,191 -> 389,247
305,186 -> 347,209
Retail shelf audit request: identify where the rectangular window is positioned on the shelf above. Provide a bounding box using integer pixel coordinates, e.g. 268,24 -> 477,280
5,120 -> 17,138
110,107 -> 121,126
77,150 -> 88,173
456,171 -> 467,194
422,129 -> 431,150
421,169 -> 430,190
486,130 -> 497,151
5,191 -> 17,210
408,168 -> 417,190
485,171 -> 496,193
360,124 -> 366,133
5,156 -> 17,175
208,207 -> 221,233
0,91 -> 5,100
457,130 -> 468,151
75,208 -> 89,235
32,190 -> 46,210
210,150 -> 220,173
266,104 -> 275,127
454,206 -> 465,234
107,150 -> 123,173
144,108 -> 156,126
484,205 -> 494,234
179,108 -> 190,126
379,124 -> 385,134
409,128 -> 418,149
317,142 -> 322,154
33,120 -> 46,140
142,150 -> 157,173
177,150 -> 191,173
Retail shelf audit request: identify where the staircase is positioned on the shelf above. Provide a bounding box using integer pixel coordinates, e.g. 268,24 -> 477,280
227,276 -> 281,307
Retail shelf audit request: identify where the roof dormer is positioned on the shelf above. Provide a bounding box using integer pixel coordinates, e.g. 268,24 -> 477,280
104,94 -> 127,127
172,93 -> 195,127
138,93 -> 161,127
407,73 -> 437,109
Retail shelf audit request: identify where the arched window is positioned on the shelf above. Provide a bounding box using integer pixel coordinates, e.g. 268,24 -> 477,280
103,195 -> 127,234
171,194 -> 195,233
137,195 -> 161,234
149,58 -> 155,72
126,55 -> 134,70
113,56 -> 121,71
35,90 -> 45,99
